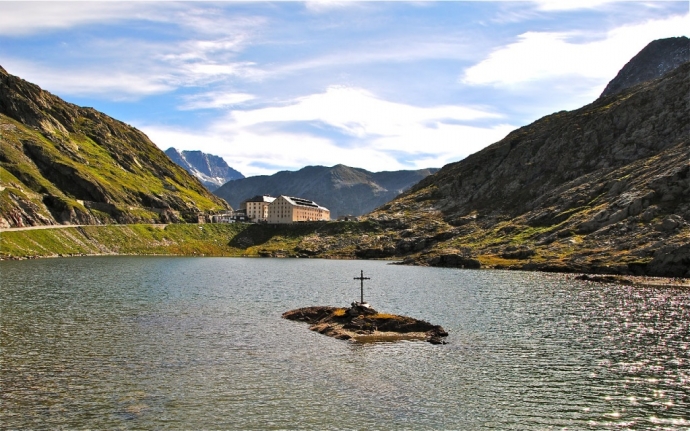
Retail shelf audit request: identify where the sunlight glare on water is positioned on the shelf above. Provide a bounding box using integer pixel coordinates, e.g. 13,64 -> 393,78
1,257 -> 688,429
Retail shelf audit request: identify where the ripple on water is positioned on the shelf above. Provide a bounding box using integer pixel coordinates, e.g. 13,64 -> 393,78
1,257 -> 688,429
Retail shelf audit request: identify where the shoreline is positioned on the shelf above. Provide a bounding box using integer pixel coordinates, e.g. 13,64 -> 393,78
1,223 -> 687,285
3,252 -> 688,289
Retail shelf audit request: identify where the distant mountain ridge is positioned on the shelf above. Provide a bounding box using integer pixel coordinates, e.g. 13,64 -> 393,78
601,36 -> 689,98
214,164 -> 438,218
0,66 -> 229,228
165,148 -> 244,191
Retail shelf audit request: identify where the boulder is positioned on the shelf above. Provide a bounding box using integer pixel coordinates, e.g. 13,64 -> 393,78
428,253 -> 481,269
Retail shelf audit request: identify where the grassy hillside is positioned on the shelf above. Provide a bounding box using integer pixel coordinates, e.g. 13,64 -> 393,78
0,66 -> 229,228
0,221 -> 380,260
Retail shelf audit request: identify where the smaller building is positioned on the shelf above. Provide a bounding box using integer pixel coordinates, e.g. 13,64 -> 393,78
240,195 -> 276,223
209,211 -> 235,223
267,195 -> 330,224
231,209 -> 249,222
337,215 -> 357,222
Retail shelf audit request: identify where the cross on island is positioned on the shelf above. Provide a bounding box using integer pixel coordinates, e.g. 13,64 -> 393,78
354,270 -> 371,305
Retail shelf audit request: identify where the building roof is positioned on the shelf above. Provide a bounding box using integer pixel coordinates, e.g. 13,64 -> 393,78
281,195 -> 329,211
243,195 -> 276,203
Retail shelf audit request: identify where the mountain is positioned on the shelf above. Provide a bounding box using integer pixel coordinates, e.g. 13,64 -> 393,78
214,164 -> 438,218
0,66 -> 230,228
303,40 -> 689,278
601,36 -> 689,98
165,147 -> 244,191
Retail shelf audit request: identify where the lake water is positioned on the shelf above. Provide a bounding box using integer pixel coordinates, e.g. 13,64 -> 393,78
1,257 -> 688,429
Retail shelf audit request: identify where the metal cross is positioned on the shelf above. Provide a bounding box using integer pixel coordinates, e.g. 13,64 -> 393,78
353,270 -> 371,304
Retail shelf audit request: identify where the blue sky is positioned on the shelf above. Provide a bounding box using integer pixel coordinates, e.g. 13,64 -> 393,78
1,1 -> 687,177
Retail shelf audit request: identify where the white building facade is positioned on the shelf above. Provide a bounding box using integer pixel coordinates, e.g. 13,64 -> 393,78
266,196 -> 330,224
240,195 -> 276,223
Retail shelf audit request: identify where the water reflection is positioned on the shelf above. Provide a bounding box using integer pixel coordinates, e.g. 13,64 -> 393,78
1,257 -> 688,429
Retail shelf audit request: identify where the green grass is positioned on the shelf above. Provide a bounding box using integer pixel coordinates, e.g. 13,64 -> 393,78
0,224 -> 237,258
0,220 -> 386,260
1,113 -> 228,227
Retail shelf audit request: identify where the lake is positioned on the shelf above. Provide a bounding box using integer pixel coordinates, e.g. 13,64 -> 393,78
1,257 -> 688,429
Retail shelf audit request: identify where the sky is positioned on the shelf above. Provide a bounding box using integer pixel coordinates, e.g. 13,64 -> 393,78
0,1 -> 688,177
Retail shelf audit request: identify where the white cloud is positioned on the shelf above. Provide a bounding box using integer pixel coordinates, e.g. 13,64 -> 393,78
0,2 -> 265,38
0,3 -> 151,36
462,13 -> 689,87
2,33 -> 261,100
179,92 -> 256,110
303,0 -> 371,14
180,62 -> 257,79
223,86 -> 501,138
168,8 -> 268,38
144,126 -> 375,177
531,0 -> 619,11
260,37 -> 476,81
372,122 -> 515,159
1,59 -> 174,99
0,3 -> 265,99
142,87 -> 515,177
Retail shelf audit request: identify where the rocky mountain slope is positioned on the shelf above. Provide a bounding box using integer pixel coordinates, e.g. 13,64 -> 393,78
363,63 -> 689,277
214,164 -> 438,218
292,43 -> 689,278
601,36 -> 688,97
165,147 -> 244,191
0,66 -> 229,228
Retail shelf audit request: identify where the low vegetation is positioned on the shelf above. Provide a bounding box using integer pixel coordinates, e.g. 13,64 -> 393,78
0,221 -> 383,260
1,224 -> 245,259
1,66 -> 229,228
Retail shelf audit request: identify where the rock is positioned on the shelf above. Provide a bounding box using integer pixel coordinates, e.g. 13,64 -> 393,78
283,305 -> 449,344
346,302 -> 378,316
600,36 -> 689,98
428,253 -> 481,269
354,245 -> 397,259
395,237 -> 429,254
640,206 -> 659,223
281,306 -> 340,323
428,336 -> 446,345
648,242 -> 690,278
500,246 -> 535,260
165,148 -> 244,192
657,215 -> 684,232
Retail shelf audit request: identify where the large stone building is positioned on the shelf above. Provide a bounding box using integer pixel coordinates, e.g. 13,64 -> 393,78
267,196 -> 330,224
240,195 -> 276,223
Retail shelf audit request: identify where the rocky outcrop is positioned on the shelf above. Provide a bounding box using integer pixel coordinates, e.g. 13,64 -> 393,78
299,40 -> 689,278
214,164 -> 438,218
0,66 -> 230,227
165,147 -> 244,192
601,36 -> 689,98
282,304 -> 449,344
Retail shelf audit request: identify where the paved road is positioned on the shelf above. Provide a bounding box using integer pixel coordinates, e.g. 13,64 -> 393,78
0,224 -> 168,232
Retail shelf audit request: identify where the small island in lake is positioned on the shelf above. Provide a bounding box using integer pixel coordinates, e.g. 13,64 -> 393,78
282,302 -> 449,344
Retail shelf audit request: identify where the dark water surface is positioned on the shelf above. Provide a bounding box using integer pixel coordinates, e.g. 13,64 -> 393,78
1,257 -> 688,429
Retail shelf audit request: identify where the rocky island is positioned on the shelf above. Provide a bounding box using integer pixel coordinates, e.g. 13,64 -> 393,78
282,302 -> 449,344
